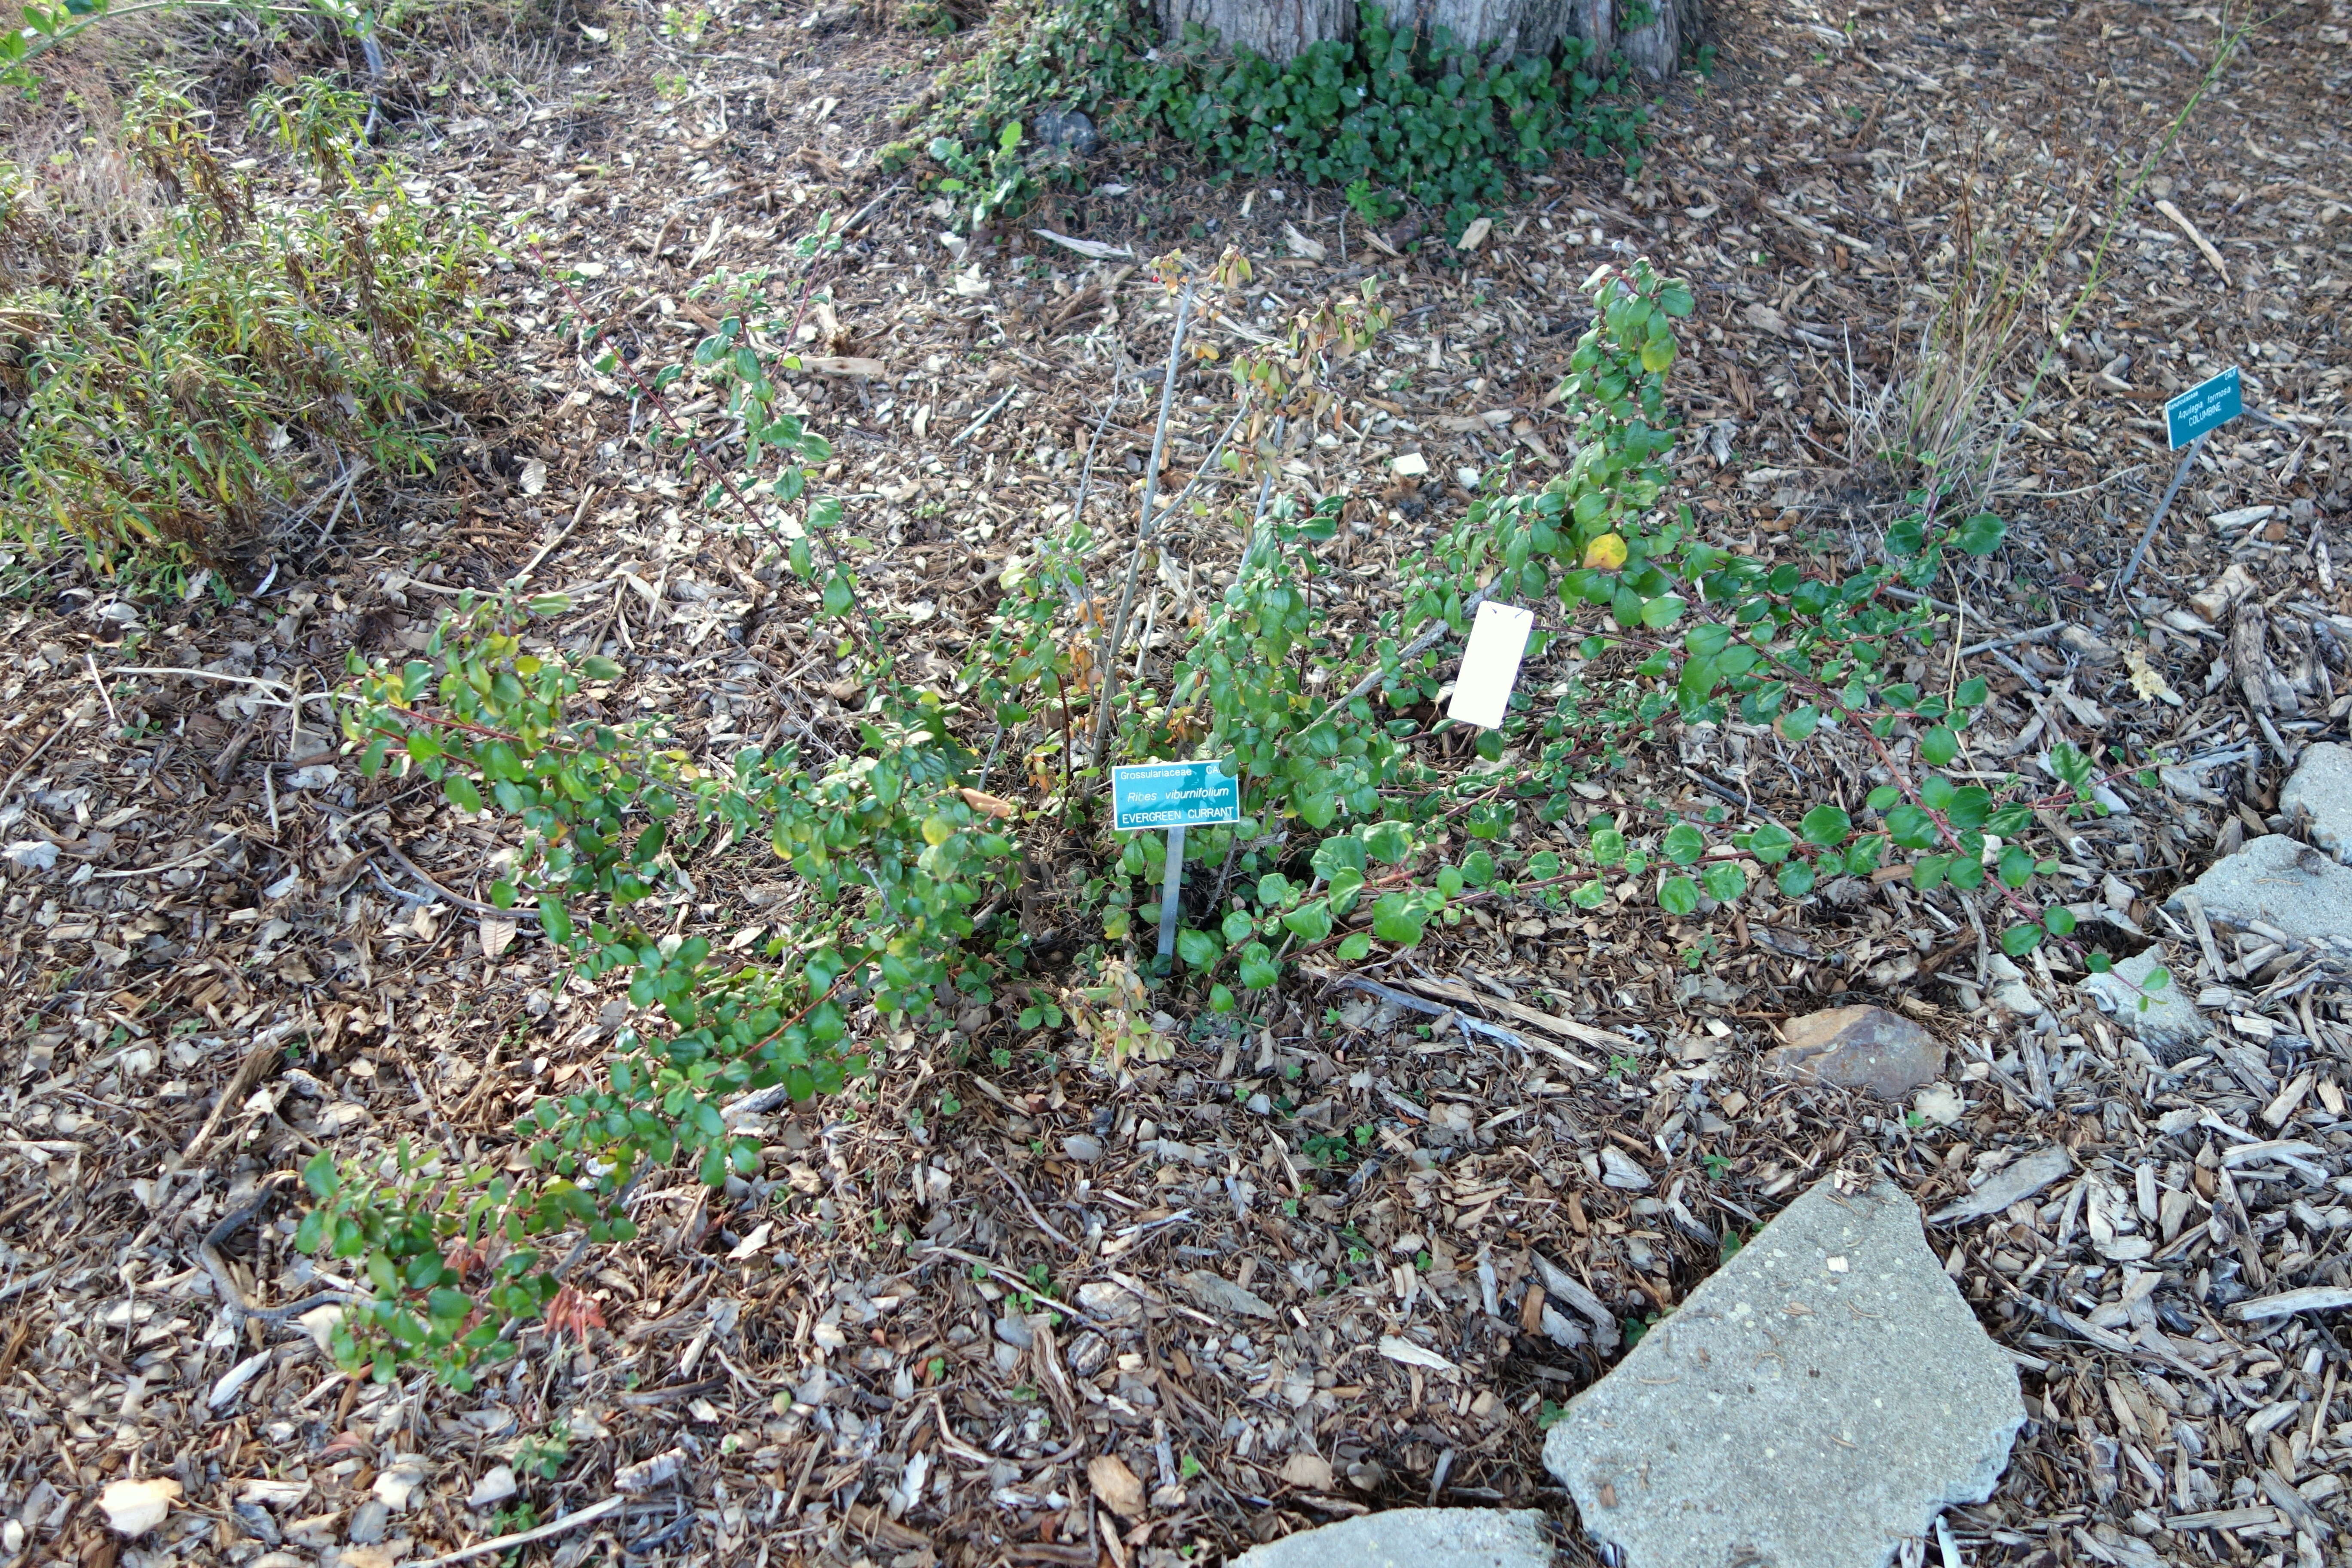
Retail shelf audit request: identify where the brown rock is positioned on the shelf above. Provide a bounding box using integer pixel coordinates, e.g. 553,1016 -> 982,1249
1767,1004 -> 1943,1099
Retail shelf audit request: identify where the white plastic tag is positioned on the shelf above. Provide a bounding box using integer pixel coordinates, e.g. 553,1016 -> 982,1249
1446,600 -> 1534,729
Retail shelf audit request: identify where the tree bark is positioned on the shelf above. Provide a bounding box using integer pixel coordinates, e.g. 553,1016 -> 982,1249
1158,0 -> 1698,77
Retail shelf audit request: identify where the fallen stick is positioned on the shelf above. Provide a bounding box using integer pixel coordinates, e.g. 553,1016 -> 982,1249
404,1496 -> 627,1568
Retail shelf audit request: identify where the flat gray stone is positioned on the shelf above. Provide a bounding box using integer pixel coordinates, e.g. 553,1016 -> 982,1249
2080,950 -> 2205,1058
2280,742 -> 2352,863
1764,1005 -> 1944,1099
1544,1178 -> 2023,1568
1232,1508 -> 1554,1568
2167,834 -> 2352,965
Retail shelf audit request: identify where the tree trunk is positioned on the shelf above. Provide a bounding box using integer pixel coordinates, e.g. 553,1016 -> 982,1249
1157,0 -> 1700,77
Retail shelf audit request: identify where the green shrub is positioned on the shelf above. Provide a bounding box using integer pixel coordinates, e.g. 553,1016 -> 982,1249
301,236 -> 2139,1388
893,0 -> 1649,239
2,73 -> 487,567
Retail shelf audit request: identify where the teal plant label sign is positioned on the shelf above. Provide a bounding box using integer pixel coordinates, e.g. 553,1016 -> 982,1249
1111,760 -> 1239,832
2165,367 -> 2241,450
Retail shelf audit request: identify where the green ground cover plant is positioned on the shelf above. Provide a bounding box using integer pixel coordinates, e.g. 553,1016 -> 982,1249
892,0 -> 1653,241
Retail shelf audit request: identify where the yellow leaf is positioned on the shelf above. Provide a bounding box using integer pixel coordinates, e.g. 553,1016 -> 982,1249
921,815 -> 952,846
1582,532 -> 1628,570
1640,337 -> 1675,373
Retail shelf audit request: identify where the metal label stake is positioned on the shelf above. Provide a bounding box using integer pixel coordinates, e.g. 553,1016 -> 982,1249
1156,823 -> 1186,964
2114,366 -> 2243,601
1109,760 -> 1239,971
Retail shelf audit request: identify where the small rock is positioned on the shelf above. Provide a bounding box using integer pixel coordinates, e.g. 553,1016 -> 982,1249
2081,949 -> 2204,1057
466,1466 -> 517,1511
1544,1179 -> 2023,1568
2279,741 -> 2352,864
1032,108 -> 1099,156
1061,1133 -> 1103,1163
1599,1147 -> 1651,1189
1765,1004 -> 1944,1099
1182,1270 -> 1277,1321
2167,834 -> 2352,965
100,1478 -> 181,1537
1231,1507 -> 1554,1568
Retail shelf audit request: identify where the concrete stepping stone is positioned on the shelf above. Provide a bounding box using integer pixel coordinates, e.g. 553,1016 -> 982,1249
1543,1176 -> 2023,1568
1231,1507 -> 1555,1568
2280,741 -> 2352,863
2166,833 -> 2352,964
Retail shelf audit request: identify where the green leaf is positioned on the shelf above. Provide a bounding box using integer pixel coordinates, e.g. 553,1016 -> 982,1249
303,1148 -> 340,1199
1777,704 -> 1820,742
1865,784 -> 1901,812
1920,726 -> 1958,767
1281,901 -> 1333,943
2086,951 -> 2113,974
1798,804 -> 1852,847
1237,942 -> 1280,989
1776,862 -> 1816,897
1175,929 -> 1220,969
1370,892 -> 1427,945
1336,931 -> 1372,961
1364,821 -> 1414,864
1662,823 -> 1705,865
1701,862 -> 1747,901
1945,787 -> 1993,831
1999,923 -> 2043,956
1657,876 -> 1699,916
1208,984 -> 1237,1013
2043,906 -> 2077,936
443,774 -> 482,813
1955,512 -> 2006,556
